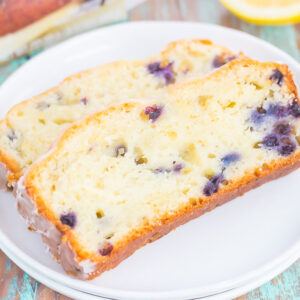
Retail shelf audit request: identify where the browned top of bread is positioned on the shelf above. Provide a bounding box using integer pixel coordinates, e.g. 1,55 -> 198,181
0,0 -> 72,36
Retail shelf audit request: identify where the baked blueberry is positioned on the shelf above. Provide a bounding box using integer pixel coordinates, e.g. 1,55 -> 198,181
221,153 -> 240,167
60,212 -> 77,228
288,99 -> 300,118
274,123 -> 291,135
267,104 -> 288,118
147,61 -> 175,85
212,56 -> 226,68
173,163 -> 183,173
212,55 -> 235,68
144,105 -> 163,122
278,141 -> 296,156
203,174 -> 224,196
226,56 -> 236,62
269,69 -> 283,86
99,242 -> 113,256
262,134 -> 280,148
251,107 -> 267,124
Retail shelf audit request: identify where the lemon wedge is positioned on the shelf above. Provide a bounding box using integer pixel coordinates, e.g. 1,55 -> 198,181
219,0 -> 300,25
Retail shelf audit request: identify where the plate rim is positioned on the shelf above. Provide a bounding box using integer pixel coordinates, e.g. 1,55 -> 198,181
1,234 -> 299,300
0,21 -> 300,300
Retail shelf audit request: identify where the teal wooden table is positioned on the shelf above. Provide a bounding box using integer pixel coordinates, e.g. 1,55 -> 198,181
0,0 -> 299,299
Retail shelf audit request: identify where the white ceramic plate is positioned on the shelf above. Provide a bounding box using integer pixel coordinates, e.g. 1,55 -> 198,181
0,22 -> 300,300
1,228 -> 299,300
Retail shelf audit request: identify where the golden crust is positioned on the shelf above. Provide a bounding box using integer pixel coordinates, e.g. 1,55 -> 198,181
161,38 -> 233,56
21,58 -> 300,279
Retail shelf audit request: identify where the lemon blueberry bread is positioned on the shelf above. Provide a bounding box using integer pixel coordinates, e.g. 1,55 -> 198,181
17,58 -> 300,279
0,39 -> 236,189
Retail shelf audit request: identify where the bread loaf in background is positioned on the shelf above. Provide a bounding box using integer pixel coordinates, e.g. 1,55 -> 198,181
0,0 -> 126,63
0,0 -> 72,36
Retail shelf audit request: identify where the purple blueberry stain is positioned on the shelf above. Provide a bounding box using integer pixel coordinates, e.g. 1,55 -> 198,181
250,107 -> 267,124
60,212 -> 77,228
173,163 -> 183,173
267,104 -> 289,118
203,174 -> 224,196
249,98 -> 299,157
250,103 -> 290,125
288,99 -> 300,118
269,69 -> 284,86
262,134 -> 280,148
8,130 -> 17,142
153,167 -> 171,174
99,242 -> 113,256
153,162 -> 184,174
274,122 -> 291,135
221,153 -> 240,167
212,56 -> 226,68
144,105 -> 163,122
278,141 -> 296,156
212,55 -> 236,68
147,61 -> 175,85
80,97 -> 88,105
261,132 -> 296,156
226,55 -> 236,62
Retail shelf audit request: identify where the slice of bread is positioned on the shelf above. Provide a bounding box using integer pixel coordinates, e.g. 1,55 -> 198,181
17,58 -> 300,279
0,39 -> 236,189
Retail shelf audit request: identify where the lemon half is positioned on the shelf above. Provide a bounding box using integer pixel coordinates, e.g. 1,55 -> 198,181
219,0 -> 300,25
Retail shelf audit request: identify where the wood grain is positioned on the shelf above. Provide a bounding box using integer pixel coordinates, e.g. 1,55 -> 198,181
0,0 -> 299,299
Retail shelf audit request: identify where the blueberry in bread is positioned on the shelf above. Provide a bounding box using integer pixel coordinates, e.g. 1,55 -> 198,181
0,39 -> 236,189
17,58 -> 300,279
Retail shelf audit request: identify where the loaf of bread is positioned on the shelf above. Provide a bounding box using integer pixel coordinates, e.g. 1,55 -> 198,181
0,39 -> 236,189
17,58 -> 300,279
0,0 -> 71,36
0,0 -> 126,63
